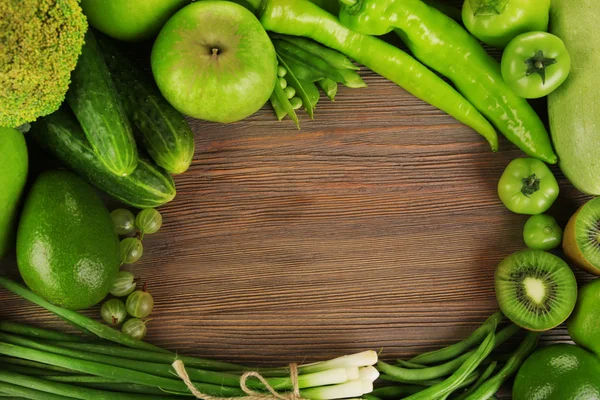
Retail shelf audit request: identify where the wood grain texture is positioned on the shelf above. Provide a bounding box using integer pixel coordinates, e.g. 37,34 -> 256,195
0,26 -> 595,400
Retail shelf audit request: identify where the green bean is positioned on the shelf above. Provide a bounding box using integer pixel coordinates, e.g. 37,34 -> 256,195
409,312 -> 504,365
379,374 -> 443,386
0,370 -> 175,400
277,65 -> 287,77
371,385 -> 423,398
338,69 -> 367,88
377,324 -> 517,381
0,356 -> 74,374
362,395 -> 381,400
0,341 -> 243,397
274,35 -> 359,70
453,361 -> 497,400
0,382 -> 71,400
403,328 -> 496,400
277,55 -> 315,118
396,360 -> 426,369
318,78 -> 337,101
269,92 -> 288,121
284,86 -> 296,99
273,40 -> 345,82
44,341 -> 245,372
0,278 -> 167,354
272,80 -> 299,127
463,332 -> 540,400
0,322 -> 86,343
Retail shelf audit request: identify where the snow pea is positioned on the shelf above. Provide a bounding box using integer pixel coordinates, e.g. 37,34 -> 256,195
501,32 -> 571,99
498,158 -> 559,215
339,0 -> 557,164
523,214 -> 563,250
250,0 -> 499,151
462,0 -> 551,48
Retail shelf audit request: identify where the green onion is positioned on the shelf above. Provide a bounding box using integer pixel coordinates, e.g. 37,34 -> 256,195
0,277 -> 167,354
0,321 -> 87,343
0,381 -> 72,400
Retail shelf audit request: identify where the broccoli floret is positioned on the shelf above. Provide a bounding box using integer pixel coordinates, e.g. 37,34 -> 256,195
0,0 -> 87,128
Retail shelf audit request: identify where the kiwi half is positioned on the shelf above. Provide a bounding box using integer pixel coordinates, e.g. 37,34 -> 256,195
495,249 -> 577,331
563,197 -> 600,275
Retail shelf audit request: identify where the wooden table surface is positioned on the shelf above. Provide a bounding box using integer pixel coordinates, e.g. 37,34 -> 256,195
0,58 -> 594,396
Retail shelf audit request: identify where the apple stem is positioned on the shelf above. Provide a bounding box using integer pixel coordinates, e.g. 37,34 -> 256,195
212,48 -> 219,59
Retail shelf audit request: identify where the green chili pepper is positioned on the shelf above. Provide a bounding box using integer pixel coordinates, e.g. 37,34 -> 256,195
463,331 -> 540,400
523,214 -> 563,250
252,0 -> 498,151
497,158 -> 559,215
339,0 -> 557,164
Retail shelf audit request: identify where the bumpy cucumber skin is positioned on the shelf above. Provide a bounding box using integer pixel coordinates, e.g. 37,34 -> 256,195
67,30 -> 138,177
31,108 -> 176,209
548,0 -> 600,195
97,35 -> 195,174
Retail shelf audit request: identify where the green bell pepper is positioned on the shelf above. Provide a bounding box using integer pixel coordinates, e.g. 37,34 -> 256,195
523,214 -> 563,250
497,158 -> 559,215
501,32 -> 571,99
339,0 -> 557,164
462,0 -> 551,48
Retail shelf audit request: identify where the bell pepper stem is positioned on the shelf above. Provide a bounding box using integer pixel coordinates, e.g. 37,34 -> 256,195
339,0 -> 358,6
468,0 -> 509,16
521,174 -> 541,197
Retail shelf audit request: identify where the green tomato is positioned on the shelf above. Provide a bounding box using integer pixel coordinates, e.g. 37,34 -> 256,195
498,158 -> 559,215
462,0 -> 550,48
81,0 -> 189,42
501,32 -> 571,99
523,214 -> 563,250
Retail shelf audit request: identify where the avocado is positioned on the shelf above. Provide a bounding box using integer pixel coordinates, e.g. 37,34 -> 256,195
0,127 -> 28,259
17,170 -> 120,310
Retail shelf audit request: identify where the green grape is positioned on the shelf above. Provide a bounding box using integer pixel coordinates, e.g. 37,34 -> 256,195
122,318 -> 148,340
100,299 -> 127,326
111,209 -> 136,236
120,238 -> 143,264
126,289 -> 154,318
277,65 -> 287,78
109,271 -> 137,297
135,208 -> 162,236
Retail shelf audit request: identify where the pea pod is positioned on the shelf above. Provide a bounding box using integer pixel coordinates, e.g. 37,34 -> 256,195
339,0 -> 556,163
318,78 -> 338,101
273,40 -> 345,83
252,0 -> 498,151
273,35 -> 358,70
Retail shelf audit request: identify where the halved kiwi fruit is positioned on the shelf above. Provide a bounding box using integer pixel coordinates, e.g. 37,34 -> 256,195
563,197 -> 600,275
495,249 -> 577,331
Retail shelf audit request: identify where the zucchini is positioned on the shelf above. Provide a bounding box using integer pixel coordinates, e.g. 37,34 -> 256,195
97,35 -> 195,175
66,30 -> 138,177
30,108 -> 176,209
548,0 -> 600,195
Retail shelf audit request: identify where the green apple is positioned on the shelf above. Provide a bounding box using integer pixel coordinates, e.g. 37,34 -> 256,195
151,1 -> 277,123
81,0 -> 189,42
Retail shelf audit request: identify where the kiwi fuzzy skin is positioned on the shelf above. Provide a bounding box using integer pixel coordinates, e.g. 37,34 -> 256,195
563,206 -> 600,276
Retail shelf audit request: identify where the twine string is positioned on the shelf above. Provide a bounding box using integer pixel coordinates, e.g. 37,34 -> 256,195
172,360 -> 303,400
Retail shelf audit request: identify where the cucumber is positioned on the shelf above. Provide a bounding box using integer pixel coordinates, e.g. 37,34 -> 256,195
67,30 -> 138,177
548,0 -> 600,195
30,108 -> 176,209
97,35 -> 195,175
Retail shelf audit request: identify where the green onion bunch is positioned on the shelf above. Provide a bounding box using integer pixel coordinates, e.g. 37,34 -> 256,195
0,277 -> 378,400
269,35 -> 366,128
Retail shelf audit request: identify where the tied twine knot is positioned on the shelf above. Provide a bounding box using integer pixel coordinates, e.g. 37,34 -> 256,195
172,360 -> 304,400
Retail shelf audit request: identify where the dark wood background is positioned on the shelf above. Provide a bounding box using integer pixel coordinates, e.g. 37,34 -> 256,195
0,36 -> 595,400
